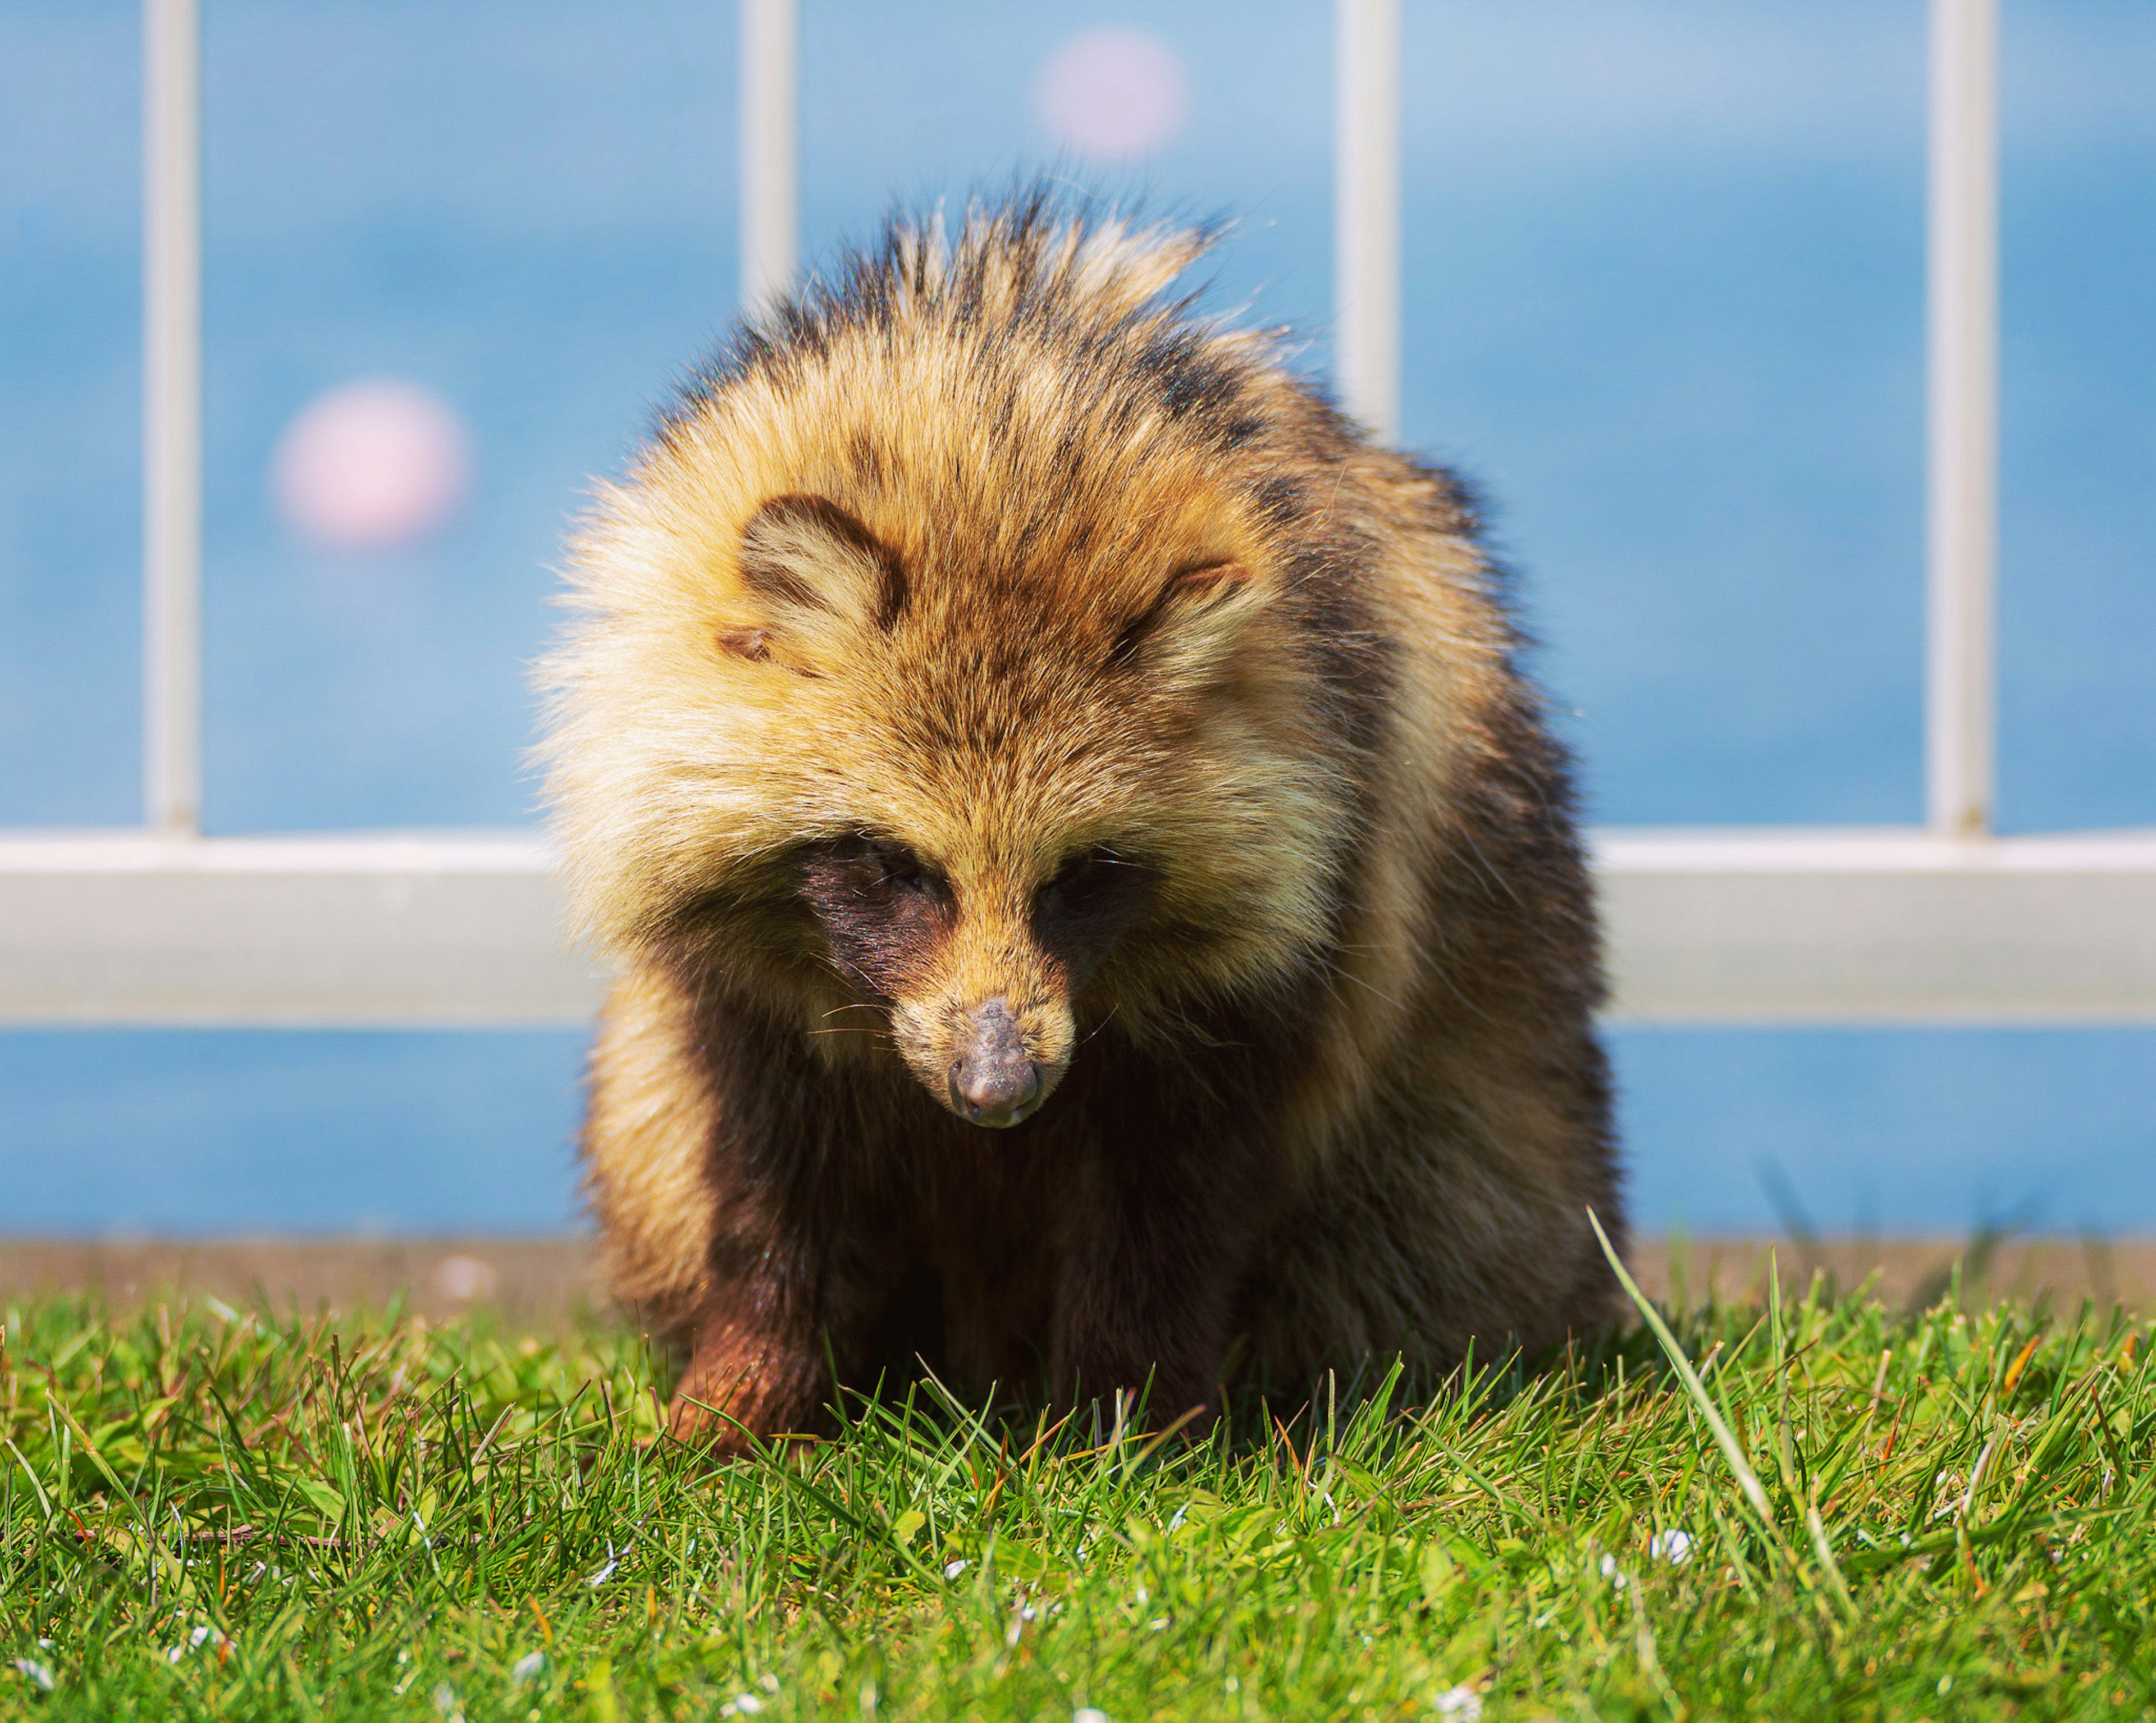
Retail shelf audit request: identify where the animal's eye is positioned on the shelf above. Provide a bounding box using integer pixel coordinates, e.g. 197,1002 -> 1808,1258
795,834 -> 948,917
860,838 -> 943,900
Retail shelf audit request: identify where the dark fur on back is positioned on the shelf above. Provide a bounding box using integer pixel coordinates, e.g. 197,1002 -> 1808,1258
539,185 -> 1624,1448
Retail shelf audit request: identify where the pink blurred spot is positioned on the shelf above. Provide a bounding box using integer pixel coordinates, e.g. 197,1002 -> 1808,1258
1035,30 -> 1189,161
272,380 -> 471,550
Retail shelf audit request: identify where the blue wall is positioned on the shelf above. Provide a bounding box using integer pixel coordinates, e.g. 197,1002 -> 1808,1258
1,1 -> 2149,1234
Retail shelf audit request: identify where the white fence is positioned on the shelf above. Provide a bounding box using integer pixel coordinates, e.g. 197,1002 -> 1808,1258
2,0 -> 2151,1028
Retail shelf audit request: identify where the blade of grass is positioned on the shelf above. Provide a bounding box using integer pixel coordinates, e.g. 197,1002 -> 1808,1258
1589,1209 -> 1775,1528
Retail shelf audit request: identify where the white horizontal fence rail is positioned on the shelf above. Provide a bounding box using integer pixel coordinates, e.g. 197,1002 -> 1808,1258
0,834 -> 598,1024
4,831 -> 2154,1027
1596,829 -> 2156,1024
1,0 -> 2151,1031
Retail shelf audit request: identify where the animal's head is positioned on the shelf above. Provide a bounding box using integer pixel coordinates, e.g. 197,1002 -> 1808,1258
541,200 -> 1379,1127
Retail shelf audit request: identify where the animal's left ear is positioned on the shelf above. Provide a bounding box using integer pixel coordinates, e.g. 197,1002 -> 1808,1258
1111,559 -> 1268,683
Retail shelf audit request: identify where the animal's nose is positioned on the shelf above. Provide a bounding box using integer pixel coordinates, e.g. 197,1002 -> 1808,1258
947,998 -> 1044,1128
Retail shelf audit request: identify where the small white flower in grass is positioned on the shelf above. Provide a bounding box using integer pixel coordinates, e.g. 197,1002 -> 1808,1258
1432,1684 -> 1483,1720
432,1683 -> 459,1716
189,1626 -> 212,1648
12,1660 -> 53,1691
1649,1529 -> 1693,1565
1074,1710 -> 1113,1723
943,1559 -> 969,1580
510,1652 -> 545,1685
733,1694 -> 764,1715
1597,1553 -> 1629,1589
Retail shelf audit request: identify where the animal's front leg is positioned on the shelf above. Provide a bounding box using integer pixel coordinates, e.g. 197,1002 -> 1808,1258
668,1208 -> 894,1456
667,1238 -> 828,1455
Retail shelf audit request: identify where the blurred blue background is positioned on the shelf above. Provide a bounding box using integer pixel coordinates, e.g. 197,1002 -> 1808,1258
1,0 -> 2149,1235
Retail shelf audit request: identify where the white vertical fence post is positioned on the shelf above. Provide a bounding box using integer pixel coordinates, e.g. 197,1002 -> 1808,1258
740,0 -> 797,318
1926,0 -> 1998,838
143,0 -> 202,836
1334,0 -> 1401,444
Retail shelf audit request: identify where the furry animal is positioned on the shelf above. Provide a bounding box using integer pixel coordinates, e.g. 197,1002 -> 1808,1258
540,188 -> 1624,1452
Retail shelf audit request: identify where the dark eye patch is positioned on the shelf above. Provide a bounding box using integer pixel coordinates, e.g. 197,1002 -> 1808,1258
793,833 -> 953,1000
804,833 -> 945,899
1043,845 -> 1132,904
1031,844 -> 1159,991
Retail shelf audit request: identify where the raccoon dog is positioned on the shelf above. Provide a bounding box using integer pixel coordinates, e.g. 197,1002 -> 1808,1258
541,189 -> 1624,1452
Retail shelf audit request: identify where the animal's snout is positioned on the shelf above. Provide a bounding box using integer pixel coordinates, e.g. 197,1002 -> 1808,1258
947,998 -> 1044,1128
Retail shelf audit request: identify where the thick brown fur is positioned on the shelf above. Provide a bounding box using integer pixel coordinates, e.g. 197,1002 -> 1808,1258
539,187 -> 1624,1452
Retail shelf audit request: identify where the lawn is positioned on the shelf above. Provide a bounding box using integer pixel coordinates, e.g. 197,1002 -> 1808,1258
2,1252 -> 2149,1721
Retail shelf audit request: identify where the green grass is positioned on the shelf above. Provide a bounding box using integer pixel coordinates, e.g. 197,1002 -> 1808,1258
3,1265 -> 2150,1721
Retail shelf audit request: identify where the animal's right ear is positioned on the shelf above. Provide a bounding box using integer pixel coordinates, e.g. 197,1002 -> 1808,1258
1108,558 -> 1267,685
720,494 -> 907,670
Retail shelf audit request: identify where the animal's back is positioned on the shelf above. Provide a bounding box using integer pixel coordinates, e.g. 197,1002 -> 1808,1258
1207,425 -> 1621,1384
